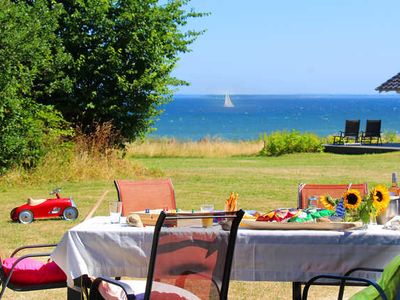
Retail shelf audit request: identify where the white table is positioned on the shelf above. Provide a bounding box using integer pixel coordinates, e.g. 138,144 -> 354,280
52,217 -> 400,298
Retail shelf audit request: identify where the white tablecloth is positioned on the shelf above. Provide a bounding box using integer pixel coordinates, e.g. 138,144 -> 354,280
52,217 -> 400,286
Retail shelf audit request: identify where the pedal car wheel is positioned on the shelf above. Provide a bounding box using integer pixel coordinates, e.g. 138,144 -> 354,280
63,207 -> 78,221
18,210 -> 34,224
10,208 -> 16,220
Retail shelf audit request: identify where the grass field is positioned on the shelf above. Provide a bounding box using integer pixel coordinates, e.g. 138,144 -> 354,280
1,146 -> 399,299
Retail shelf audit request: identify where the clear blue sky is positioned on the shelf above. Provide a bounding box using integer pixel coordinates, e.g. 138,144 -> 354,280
172,0 -> 400,95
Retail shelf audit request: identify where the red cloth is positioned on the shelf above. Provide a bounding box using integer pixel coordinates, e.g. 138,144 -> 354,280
256,209 -> 299,222
2,257 -> 66,285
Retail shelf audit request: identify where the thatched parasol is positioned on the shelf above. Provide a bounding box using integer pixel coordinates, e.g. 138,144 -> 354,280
376,73 -> 400,93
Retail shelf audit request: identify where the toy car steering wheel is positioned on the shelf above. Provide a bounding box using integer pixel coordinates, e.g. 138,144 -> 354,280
50,188 -> 62,195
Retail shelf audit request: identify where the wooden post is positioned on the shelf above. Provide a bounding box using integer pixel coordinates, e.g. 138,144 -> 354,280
84,190 -> 109,221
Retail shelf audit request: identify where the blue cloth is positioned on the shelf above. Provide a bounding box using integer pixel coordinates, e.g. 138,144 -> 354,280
335,200 -> 345,218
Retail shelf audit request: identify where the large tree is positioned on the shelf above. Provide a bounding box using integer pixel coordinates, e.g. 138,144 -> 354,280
36,0 -> 205,142
0,0 -> 72,172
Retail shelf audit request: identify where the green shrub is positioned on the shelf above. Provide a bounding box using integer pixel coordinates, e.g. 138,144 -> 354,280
0,123 -> 152,185
259,130 -> 323,156
382,131 -> 400,143
0,101 -> 73,174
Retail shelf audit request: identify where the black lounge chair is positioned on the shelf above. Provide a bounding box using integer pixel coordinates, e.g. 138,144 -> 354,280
361,119 -> 382,145
333,120 -> 360,144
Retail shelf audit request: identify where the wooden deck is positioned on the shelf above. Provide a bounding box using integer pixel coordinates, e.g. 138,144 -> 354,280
323,143 -> 400,154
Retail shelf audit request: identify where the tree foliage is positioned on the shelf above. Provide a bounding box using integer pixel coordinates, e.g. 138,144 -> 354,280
0,0 -> 72,173
35,0 -> 205,142
0,0 -> 203,173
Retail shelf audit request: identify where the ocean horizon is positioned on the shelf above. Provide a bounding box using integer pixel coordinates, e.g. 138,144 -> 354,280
149,94 -> 400,141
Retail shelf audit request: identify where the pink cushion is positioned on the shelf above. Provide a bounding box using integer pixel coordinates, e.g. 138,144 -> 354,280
2,257 -> 66,285
98,280 -> 200,300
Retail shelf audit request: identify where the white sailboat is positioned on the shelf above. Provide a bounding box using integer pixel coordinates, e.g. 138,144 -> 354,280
224,93 -> 234,108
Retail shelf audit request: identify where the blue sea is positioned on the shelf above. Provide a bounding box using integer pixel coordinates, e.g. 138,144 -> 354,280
150,95 -> 400,140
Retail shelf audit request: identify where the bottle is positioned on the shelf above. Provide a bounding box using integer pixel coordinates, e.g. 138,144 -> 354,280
389,172 -> 400,196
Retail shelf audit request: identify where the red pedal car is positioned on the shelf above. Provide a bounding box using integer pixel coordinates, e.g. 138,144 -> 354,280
10,188 -> 78,224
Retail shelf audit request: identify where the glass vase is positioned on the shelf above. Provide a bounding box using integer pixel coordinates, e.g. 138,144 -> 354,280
369,214 -> 377,226
362,214 -> 378,230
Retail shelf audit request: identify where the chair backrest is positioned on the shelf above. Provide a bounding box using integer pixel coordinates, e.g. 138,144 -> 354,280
145,210 -> 244,300
344,120 -> 360,137
298,183 -> 368,209
114,179 -> 176,216
364,120 -> 381,137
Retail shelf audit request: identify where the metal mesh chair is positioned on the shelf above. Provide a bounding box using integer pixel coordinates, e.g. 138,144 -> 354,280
301,254 -> 400,300
293,183 -> 370,298
89,210 -> 244,300
114,179 -> 176,216
298,183 -> 368,209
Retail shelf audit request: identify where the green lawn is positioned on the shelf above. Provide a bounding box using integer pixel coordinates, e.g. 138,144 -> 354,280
1,151 -> 399,299
133,152 -> 400,212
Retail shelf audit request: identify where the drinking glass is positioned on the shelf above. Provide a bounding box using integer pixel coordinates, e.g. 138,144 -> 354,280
109,201 -> 123,224
200,204 -> 214,228
308,196 -> 319,208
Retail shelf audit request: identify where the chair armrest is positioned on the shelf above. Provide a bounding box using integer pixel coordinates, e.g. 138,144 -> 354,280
302,274 -> 387,300
90,276 -> 137,300
10,243 -> 58,257
333,132 -> 344,143
344,267 -> 384,277
333,131 -> 345,137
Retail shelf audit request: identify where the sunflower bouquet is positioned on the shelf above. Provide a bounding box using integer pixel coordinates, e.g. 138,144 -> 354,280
319,185 -> 390,223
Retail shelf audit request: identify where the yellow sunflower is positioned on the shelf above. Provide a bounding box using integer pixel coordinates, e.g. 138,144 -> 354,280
343,189 -> 362,210
319,195 -> 335,211
371,185 -> 390,214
